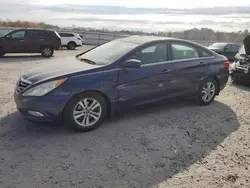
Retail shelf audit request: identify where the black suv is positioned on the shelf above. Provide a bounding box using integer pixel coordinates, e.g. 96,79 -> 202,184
0,29 -> 61,57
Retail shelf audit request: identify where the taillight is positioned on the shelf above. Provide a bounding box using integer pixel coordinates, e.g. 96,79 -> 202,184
224,60 -> 230,69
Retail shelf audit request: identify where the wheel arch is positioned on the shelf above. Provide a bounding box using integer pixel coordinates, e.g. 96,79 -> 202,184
199,75 -> 221,95
67,41 -> 76,45
40,45 -> 53,51
62,89 -> 112,117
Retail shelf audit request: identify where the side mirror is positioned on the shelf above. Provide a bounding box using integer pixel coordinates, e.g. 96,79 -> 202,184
6,35 -> 11,39
224,47 -> 229,51
121,59 -> 141,68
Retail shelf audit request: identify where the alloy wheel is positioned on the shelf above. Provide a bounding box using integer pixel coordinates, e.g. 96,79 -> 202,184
201,82 -> 216,102
73,98 -> 102,127
43,48 -> 52,57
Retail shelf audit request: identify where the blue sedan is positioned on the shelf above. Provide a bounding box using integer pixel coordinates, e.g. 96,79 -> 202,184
14,36 -> 229,132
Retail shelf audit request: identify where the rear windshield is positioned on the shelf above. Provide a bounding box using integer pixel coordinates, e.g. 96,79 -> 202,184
78,40 -> 139,65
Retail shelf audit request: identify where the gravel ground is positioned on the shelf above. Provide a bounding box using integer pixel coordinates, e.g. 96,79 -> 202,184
0,46 -> 250,188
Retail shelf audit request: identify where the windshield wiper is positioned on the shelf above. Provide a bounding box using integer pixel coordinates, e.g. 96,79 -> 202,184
79,58 -> 96,65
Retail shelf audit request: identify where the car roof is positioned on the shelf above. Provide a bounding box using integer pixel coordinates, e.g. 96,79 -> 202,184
212,42 -> 240,46
12,28 -> 55,32
117,35 -> 191,45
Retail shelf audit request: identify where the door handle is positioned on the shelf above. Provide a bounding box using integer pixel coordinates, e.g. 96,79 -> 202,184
200,61 -> 205,64
40,39 -> 44,41
20,40 -> 24,42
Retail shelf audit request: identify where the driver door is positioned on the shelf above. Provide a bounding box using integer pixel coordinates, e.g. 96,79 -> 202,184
3,30 -> 27,53
117,41 -> 174,106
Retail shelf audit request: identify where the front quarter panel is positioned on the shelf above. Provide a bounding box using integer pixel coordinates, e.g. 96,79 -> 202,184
57,67 -> 119,103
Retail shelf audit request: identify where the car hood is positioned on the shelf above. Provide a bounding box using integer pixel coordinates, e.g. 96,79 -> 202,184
243,35 -> 250,55
22,56 -> 101,84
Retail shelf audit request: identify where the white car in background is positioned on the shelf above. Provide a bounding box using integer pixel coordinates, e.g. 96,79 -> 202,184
79,34 -> 85,44
58,32 -> 82,50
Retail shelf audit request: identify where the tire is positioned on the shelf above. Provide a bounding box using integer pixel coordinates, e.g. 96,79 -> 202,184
196,78 -> 218,105
63,92 -> 108,132
41,46 -> 54,57
67,42 -> 76,50
0,47 -> 5,57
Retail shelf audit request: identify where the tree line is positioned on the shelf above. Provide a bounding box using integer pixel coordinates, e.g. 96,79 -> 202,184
0,20 -> 59,29
1,20 -> 249,43
96,28 -> 249,43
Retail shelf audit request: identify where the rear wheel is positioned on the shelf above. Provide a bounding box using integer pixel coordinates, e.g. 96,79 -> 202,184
63,92 -> 108,132
196,78 -> 218,105
67,42 -> 76,50
41,46 -> 54,57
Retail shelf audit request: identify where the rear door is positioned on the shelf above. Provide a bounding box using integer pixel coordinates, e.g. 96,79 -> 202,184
3,30 -> 27,53
168,41 -> 212,95
117,41 -> 175,106
25,30 -> 50,52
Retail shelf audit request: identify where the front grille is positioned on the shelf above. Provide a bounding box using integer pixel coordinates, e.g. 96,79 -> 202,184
15,77 -> 32,94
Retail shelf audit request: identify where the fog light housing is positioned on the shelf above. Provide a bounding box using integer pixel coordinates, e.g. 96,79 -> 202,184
28,110 -> 44,117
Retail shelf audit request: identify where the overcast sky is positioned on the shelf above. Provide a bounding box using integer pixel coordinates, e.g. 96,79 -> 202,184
1,0 -> 250,32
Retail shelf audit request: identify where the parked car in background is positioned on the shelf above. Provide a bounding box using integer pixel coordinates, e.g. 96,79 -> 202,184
79,34 -> 85,44
208,42 -> 241,61
0,29 -> 61,57
58,32 -> 82,50
14,36 -> 229,132
230,36 -> 250,84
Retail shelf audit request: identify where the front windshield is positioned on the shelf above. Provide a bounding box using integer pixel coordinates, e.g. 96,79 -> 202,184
0,30 -> 12,36
209,43 -> 226,49
78,40 -> 139,65
238,45 -> 245,54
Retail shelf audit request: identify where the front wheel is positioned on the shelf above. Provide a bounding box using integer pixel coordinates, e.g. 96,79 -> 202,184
63,92 -> 108,132
196,78 -> 218,105
41,46 -> 54,57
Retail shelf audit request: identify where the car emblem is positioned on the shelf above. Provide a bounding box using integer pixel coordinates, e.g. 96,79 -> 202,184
244,68 -> 249,74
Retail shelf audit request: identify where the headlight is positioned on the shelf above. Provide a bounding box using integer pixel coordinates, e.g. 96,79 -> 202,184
23,78 -> 67,96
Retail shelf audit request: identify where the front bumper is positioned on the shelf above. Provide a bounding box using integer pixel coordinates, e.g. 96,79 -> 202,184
14,92 -> 72,122
230,69 -> 250,82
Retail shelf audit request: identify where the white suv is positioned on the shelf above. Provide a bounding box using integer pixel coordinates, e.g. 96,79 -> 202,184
58,32 -> 82,50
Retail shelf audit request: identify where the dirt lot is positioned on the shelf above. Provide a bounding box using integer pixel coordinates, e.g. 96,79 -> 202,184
0,46 -> 250,188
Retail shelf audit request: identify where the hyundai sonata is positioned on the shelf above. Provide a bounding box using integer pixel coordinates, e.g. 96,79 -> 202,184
14,36 -> 229,132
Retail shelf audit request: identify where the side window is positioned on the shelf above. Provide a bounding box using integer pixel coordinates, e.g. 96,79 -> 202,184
200,49 -> 213,57
58,33 -> 66,37
232,45 -> 240,52
26,31 -> 49,38
130,42 -> 167,65
225,44 -> 232,51
59,33 -> 74,37
10,30 -> 25,39
171,43 -> 199,60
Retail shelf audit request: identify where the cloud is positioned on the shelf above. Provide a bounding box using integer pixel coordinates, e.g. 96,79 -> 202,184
0,1 -> 250,32
35,5 -> 250,16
